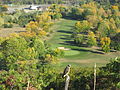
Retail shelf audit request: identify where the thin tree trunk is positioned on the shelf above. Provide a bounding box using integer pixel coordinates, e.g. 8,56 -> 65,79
65,75 -> 70,90
94,63 -> 96,90
27,81 -> 30,90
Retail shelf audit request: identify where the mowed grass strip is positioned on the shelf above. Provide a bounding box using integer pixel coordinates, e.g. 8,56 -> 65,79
48,19 -> 120,67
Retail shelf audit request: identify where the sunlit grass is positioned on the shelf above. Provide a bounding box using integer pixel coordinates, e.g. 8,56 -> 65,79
48,19 -> 120,67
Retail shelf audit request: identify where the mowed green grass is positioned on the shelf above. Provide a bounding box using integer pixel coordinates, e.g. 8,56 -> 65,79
48,19 -> 120,67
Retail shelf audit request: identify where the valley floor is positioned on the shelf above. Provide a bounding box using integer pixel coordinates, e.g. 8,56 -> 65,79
48,19 -> 120,67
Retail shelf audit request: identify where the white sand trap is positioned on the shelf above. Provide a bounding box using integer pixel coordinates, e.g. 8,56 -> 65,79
58,47 -> 71,50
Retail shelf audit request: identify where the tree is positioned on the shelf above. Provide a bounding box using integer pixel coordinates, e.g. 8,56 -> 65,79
1,36 -> 30,69
0,5 -> 8,12
0,16 -> 4,27
75,21 -> 91,33
100,37 -> 111,53
97,20 -> 110,37
26,21 -> 39,34
30,37 -> 45,59
98,57 -> 120,89
111,33 -> 120,50
87,31 -> 97,47
74,34 -> 85,46
69,7 -> 84,20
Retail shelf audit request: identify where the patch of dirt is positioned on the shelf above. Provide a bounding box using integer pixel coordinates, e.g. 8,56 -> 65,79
0,27 -> 26,37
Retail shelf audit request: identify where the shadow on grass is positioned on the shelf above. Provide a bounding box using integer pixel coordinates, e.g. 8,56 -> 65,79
60,40 -> 104,54
64,25 -> 74,28
60,35 -> 70,37
60,37 -> 71,40
57,30 -> 72,34
74,48 -> 104,54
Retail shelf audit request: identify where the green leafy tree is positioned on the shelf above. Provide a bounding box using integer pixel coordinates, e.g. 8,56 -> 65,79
74,34 -> 85,46
87,31 -> 97,47
111,33 -> 120,50
30,37 -> 45,59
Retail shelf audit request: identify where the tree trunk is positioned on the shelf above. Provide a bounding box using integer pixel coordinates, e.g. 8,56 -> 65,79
65,75 -> 70,90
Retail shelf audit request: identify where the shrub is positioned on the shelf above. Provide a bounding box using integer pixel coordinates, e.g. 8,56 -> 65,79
100,37 -> 111,53
2,15 -> 13,23
3,23 -> 13,28
0,17 -> 4,27
54,13 -> 62,20
18,13 -> 36,27
0,5 -> 8,12
111,33 -> 120,50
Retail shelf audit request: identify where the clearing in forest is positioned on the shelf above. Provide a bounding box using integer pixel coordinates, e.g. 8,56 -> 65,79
48,19 -> 120,67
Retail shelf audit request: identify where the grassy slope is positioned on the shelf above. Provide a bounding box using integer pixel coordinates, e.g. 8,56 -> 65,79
48,19 -> 120,67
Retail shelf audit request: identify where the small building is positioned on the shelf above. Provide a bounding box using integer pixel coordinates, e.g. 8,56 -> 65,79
29,5 -> 38,10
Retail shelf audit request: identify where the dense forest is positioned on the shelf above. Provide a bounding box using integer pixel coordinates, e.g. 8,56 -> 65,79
0,0 -> 120,90
0,0 -> 120,5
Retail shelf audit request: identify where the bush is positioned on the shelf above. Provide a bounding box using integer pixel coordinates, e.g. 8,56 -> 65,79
3,23 -> 13,28
2,15 -> 13,23
0,5 -> 8,12
111,33 -> 120,50
18,13 -> 36,27
54,13 -> 62,20
0,17 -> 4,27
74,34 -> 85,46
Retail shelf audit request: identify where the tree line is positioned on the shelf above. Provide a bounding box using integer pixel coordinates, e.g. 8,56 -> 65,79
0,0 -> 119,5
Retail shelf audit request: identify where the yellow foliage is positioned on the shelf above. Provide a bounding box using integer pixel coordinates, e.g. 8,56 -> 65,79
10,33 -> 19,37
115,12 -> 120,16
109,18 -> 117,30
116,29 -> 120,33
26,21 -> 39,33
17,60 -> 27,65
45,54 -> 58,63
101,20 -> 110,30
0,17 -> 4,26
75,20 -> 91,32
75,21 -> 81,27
36,12 -> 51,23
2,5 -> 8,9
112,5 -> 119,10
86,15 -> 98,25
82,2 -> 96,8
98,8 -> 105,15
82,2 -> 97,14
78,8 -> 84,13
54,48 -> 63,54
88,31 -> 95,37
39,30 -> 47,36
98,16 -> 103,22
100,37 -> 111,46
27,47 -> 37,59
0,37 -> 6,44
19,31 -> 36,37
17,60 -> 38,65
